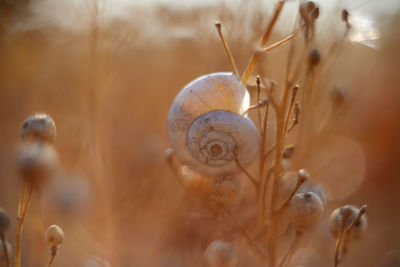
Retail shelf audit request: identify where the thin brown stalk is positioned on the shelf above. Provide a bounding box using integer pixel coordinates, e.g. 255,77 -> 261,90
279,231 -> 303,267
241,0 -> 286,84
259,26 -> 303,54
14,183 -> 33,267
234,157 -> 258,188
1,235 -> 11,267
274,176 -> 306,215
215,22 -> 239,76
46,253 -> 56,267
220,206 -> 267,258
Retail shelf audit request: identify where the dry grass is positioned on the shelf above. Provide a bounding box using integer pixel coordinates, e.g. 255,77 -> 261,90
0,1 -> 399,266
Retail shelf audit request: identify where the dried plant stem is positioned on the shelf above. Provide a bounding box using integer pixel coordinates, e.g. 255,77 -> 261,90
215,22 -> 239,76
241,0 -> 286,84
1,235 -> 11,267
46,254 -> 55,267
235,157 -> 258,188
279,231 -> 303,267
220,206 -> 267,258
275,176 -> 306,215
267,77 -> 293,266
14,183 -> 33,267
259,26 -> 303,54
334,205 -> 367,267
283,86 -> 299,137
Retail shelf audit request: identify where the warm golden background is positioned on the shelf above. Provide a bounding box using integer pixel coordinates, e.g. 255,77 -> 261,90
0,0 -> 399,266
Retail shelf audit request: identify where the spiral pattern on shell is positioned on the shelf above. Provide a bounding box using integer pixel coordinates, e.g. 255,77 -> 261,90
167,72 -> 259,177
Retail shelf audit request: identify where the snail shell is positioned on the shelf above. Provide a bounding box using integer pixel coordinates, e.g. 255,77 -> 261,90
167,72 -> 259,177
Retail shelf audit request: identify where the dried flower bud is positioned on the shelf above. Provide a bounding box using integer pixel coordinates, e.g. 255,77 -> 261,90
300,1 -> 319,22
283,144 -> 295,159
289,192 -> 324,229
0,239 -> 12,262
308,49 -> 321,67
299,183 -> 326,203
204,240 -> 237,267
0,208 -> 11,237
297,169 -> 310,183
18,143 -> 59,186
329,205 -> 367,242
21,114 -> 56,144
45,225 -> 64,249
210,176 -> 242,208
342,9 -> 349,23
332,86 -> 345,107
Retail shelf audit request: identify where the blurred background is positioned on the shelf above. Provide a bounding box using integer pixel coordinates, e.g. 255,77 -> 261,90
0,0 -> 399,266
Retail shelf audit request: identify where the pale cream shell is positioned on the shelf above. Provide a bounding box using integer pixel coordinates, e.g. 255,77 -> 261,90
167,72 -> 258,177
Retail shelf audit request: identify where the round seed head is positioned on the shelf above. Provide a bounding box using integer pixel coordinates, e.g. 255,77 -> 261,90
308,49 -> 321,67
297,169 -> 310,183
299,183 -> 327,203
210,176 -> 242,208
45,225 -> 64,248
21,114 -> 56,144
0,239 -> 12,262
204,240 -> 237,267
0,208 -> 11,237
342,9 -> 349,23
18,142 -> 59,186
283,144 -> 295,159
300,1 -> 319,22
289,192 -> 324,229
328,205 -> 367,242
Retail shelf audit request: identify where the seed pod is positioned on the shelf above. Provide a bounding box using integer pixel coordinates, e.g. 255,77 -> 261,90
0,239 -> 12,263
20,114 -> 57,144
299,1 -> 319,22
328,205 -> 367,242
0,208 -> 11,237
297,169 -> 310,182
45,225 -> 64,249
289,192 -> 324,229
210,176 -> 242,208
18,142 -> 59,186
299,183 -> 327,203
283,144 -> 295,159
308,49 -> 321,67
204,240 -> 237,267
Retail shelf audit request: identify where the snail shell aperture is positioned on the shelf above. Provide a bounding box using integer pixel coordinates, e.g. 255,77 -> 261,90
167,72 -> 259,177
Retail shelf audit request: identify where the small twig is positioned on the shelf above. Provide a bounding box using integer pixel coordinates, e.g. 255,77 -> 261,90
279,230 -> 303,267
274,174 -> 307,215
243,99 -> 269,116
46,252 -> 56,267
241,0 -> 286,83
215,21 -> 239,76
334,205 -> 367,267
1,235 -> 11,267
259,26 -> 303,54
234,156 -> 258,188
220,205 -> 267,258
14,183 -> 33,267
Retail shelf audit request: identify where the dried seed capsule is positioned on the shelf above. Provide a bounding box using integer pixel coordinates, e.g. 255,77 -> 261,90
299,183 -> 327,203
283,144 -> 295,159
45,225 -> 64,248
289,192 -> 324,229
328,205 -> 367,242
299,1 -> 318,22
20,114 -> 57,144
0,208 -> 11,237
342,9 -> 349,23
18,142 -> 59,186
210,176 -> 242,208
0,239 -> 12,262
297,169 -> 310,183
308,49 -> 321,67
204,240 -> 237,267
